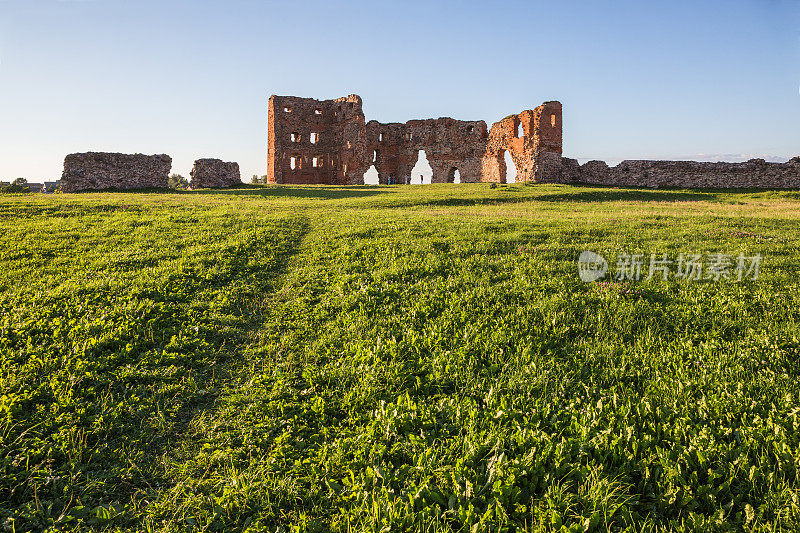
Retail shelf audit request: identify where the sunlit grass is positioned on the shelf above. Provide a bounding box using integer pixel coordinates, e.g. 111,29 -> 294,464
1,184 -> 799,531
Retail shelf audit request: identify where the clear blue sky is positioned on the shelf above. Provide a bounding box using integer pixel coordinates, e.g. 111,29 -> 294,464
1,0 -> 798,182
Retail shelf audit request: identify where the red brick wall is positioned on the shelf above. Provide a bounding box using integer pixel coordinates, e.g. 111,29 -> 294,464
266,94 -> 562,185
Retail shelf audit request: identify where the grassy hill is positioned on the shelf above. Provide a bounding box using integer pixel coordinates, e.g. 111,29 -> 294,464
1,184 -> 799,531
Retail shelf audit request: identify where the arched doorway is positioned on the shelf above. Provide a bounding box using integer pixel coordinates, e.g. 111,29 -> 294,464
363,164 -> 379,185
410,150 -> 433,184
447,167 -> 461,184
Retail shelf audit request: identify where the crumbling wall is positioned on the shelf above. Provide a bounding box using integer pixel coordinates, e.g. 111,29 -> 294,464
539,155 -> 800,189
366,121 -> 408,184
367,118 -> 487,184
190,159 -> 241,188
266,94 -> 560,185
482,101 -> 562,183
267,94 -> 367,185
62,152 -> 171,192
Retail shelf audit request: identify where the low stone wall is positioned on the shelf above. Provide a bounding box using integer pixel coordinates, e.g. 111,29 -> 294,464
190,159 -> 241,188
62,152 -> 171,192
541,154 -> 800,189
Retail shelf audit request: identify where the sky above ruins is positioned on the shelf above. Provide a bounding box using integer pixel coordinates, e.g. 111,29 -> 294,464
0,0 -> 798,182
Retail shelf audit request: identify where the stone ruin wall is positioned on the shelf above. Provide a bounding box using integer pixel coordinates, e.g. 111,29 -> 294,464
266,94 -> 562,185
59,97 -> 797,192
538,155 -> 800,189
366,117 -> 488,184
190,158 -> 242,188
267,94 -> 367,185
62,152 -> 171,193
267,94 -> 799,189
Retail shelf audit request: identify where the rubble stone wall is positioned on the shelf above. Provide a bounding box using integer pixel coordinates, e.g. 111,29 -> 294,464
266,94 -> 561,185
539,155 -> 800,189
62,152 -> 171,192
190,159 -> 241,188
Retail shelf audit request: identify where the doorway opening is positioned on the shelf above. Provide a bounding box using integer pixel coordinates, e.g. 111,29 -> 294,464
410,150 -> 433,184
447,168 -> 461,184
503,151 -> 517,183
363,164 -> 379,185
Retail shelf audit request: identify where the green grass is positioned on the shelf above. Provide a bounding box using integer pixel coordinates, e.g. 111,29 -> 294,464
1,184 -> 799,532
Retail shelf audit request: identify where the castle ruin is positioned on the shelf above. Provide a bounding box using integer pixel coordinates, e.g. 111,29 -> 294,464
58,94 -> 798,192
266,94 -> 561,185
266,93 -> 799,189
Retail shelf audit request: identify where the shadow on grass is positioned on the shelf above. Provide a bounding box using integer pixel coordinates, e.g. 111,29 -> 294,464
63,183 -> 800,205
534,189 -> 718,203
189,184 -> 393,200
382,194 -> 536,209
68,184 -> 394,200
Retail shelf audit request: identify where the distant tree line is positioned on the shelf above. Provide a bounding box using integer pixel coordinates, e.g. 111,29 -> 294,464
251,175 -> 268,184
0,178 -> 32,193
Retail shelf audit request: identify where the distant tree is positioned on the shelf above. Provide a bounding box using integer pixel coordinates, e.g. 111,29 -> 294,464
168,174 -> 189,190
1,178 -> 31,193
251,175 -> 269,184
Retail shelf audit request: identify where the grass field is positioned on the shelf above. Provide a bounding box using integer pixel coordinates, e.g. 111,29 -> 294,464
1,183 -> 800,532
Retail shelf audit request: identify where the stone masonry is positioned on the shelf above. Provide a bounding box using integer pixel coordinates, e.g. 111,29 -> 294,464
190,159 -> 242,188
266,94 -> 562,185
59,97 -> 798,192
61,152 -> 171,192
267,94 -> 799,189
538,155 -> 800,189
